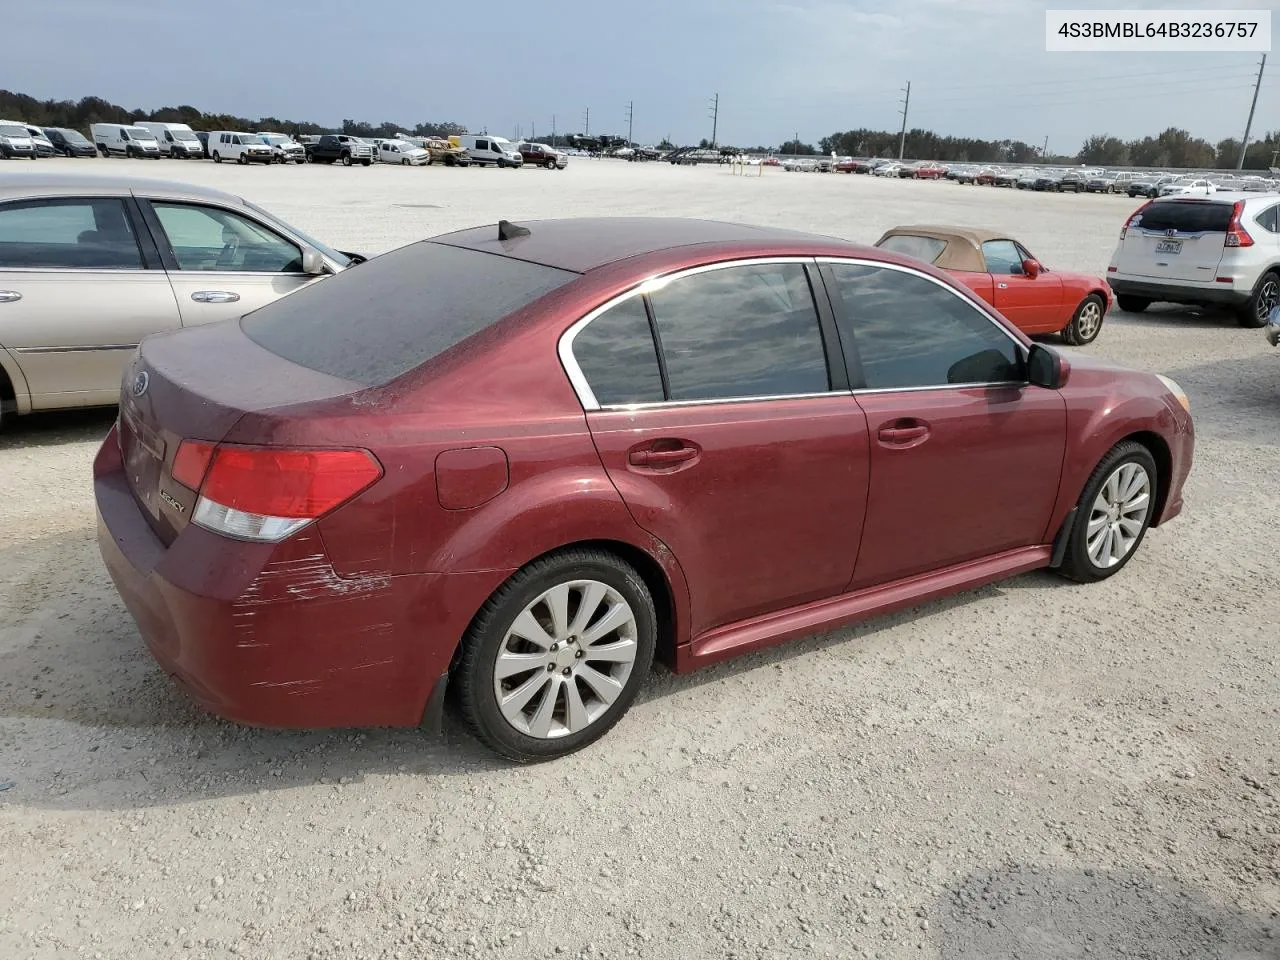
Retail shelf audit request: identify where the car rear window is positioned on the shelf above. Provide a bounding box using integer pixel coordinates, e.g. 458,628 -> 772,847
1136,202 -> 1233,233
875,234 -> 947,264
241,241 -> 577,385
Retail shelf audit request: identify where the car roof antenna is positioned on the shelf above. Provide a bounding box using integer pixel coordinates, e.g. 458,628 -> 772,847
498,220 -> 531,241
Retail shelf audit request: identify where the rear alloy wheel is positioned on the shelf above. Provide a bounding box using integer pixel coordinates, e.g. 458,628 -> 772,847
1116,295 -> 1150,314
455,549 -> 656,762
1238,270 -> 1279,329
1063,293 -> 1105,346
1059,441 -> 1158,583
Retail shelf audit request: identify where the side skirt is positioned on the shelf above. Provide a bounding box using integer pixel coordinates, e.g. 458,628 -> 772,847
678,545 -> 1052,672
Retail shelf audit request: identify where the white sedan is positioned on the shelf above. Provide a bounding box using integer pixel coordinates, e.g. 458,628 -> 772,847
378,140 -> 430,166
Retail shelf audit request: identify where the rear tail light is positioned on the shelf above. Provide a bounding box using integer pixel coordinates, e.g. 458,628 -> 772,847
1119,201 -> 1152,240
1225,200 -> 1254,247
173,440 -> 382,542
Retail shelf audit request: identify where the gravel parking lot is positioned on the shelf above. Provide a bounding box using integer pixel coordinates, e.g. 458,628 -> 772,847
2,158 -> 1278,959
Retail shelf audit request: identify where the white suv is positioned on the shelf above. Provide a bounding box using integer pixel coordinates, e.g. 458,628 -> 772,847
1107,192 -> 1280,327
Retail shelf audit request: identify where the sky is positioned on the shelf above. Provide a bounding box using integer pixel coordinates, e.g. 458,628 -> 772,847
7,0 -> 1277,152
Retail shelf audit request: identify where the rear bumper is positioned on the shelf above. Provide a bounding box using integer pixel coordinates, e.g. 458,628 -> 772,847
1108,276 -> 1251,307
93,434 -> 508,729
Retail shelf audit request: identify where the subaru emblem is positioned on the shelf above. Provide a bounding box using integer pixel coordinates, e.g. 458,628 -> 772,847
132,371 -> 149,398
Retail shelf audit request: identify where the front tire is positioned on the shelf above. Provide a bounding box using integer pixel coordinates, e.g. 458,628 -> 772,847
1063,293 -> 1105,346
454,548 -> 657,762
1116,295 -> 1150,313
1058,441 -> 1158,583
213,151 -> 222,163
341,153 -> 352,166
1237,270 -> 1278,328
545,158 -> 556,170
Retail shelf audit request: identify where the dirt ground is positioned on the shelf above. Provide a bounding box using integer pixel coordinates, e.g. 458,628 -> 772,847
1,159 -> 1278,959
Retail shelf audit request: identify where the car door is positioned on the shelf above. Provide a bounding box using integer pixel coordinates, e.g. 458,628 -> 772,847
819,259 -> 1066,590
565,259 -> 870,638
982,238 -> 1064,333
0,196 -> 178,409
139,198 -> 320,327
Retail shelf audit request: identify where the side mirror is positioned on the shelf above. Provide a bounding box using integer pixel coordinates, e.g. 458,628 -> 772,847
1027,343 -> 1066,389
300,247 -> 325,275
1022,259 -> 1041,279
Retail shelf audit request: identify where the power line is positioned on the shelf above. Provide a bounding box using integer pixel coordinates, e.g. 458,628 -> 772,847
921,72 -> 1256,106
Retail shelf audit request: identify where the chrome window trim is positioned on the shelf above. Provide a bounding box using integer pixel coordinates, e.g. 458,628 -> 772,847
559,256 -> 825,412
15,343 -> 138,354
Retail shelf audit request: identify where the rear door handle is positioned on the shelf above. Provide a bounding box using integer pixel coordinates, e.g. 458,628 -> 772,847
629,446 -> 699,467
0,290 -> 21,303
191,291 -> 240,303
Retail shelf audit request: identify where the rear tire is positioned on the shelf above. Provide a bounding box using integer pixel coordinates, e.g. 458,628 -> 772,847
1058,441 -> 1158,583
1116,295 -> 1150,313
1237,270 -> 1279,329
1063,293 -> 1105,346
454,548 -> 657,763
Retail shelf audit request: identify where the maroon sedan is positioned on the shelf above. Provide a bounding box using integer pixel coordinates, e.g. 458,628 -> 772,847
95,218 -> 1194,761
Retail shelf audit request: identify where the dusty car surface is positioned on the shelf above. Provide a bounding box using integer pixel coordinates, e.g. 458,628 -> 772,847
95,217 -> 1193,762
876,224 -> 1114,344
0,173 -> 356,423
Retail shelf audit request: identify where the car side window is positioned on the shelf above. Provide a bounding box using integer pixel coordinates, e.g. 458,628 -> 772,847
646,262 -> 829,401
150,203 -> 303,273
981,240 -> 1024,275
826,263 -> 1024,390
0,198 -> 144,270
477,139 -> 488,151
120,130 -> 130,141
572,296 -> 665,405
1256,204 -> 1280,233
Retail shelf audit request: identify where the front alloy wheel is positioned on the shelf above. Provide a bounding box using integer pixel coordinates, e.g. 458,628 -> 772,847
1059,441 -> 1157,582
455,549 -> 656,761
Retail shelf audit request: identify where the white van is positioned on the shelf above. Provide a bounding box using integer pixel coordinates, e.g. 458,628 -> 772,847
207,131 -> 274,165
136,122 -> 204,158
457,135 -> 523,168
90,123 -> 162,159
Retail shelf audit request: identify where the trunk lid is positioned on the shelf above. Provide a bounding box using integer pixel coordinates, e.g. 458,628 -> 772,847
1115,198 -> 1230,282
118,320 -> 363,545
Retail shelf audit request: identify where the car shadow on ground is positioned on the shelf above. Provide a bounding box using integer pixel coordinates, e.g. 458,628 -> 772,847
1,525 -> 1066,809
1105,304 -> 1251,330
0,406 -> 116,449
930,863 -> 1276,958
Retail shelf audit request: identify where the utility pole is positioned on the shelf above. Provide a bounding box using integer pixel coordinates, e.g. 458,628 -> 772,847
583,107 -> 589,137
625,101 -> 634,147
793,131 -> 799,157
708,93 -> 719,148
1042,135 -> 1049,158
551,114 -> 556,147
897,81 -> 911,160
531,121 -> 535,141
1237,53 -> 1267,170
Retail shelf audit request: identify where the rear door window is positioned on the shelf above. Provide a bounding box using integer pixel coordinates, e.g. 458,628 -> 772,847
646,262 -> 829,401
571,297 -> 665,405
242,242 -> 577,385
0,198 -> 144,270
1135,202 -> 1233,233
1255,204 -> 1279,233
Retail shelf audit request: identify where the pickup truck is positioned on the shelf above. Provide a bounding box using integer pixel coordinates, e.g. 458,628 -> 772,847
305,134 -> 373,166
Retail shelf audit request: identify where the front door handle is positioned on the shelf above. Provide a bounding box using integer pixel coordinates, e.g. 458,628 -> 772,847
877,421 -> 931,447
191,291 -> 240,304
0,290 -> 22,303
628,444 -> 699,467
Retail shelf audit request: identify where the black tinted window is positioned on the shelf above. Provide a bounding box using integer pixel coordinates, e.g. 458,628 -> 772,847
573,297 -> 664,405
0,199 -> 143,269
827,263 -> 1023,389
981,239 -> 1024,275
647,262 -> 829,401
1135,201 -> 1233,233
1255,204 -> 1279,233
242,243 -> 575,386
876,235 -> 946,264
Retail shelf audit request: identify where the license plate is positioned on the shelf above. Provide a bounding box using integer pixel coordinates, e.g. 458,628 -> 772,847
1155,239 -> 1183,255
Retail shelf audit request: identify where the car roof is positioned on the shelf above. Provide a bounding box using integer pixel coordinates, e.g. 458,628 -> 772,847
431,217 -> 858,273
1153,191 -> 1277,203
0,172 -> 246,206
876,224 -> 1015,272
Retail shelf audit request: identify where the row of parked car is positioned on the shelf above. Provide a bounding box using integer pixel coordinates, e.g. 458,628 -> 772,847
0,120 -> 571,171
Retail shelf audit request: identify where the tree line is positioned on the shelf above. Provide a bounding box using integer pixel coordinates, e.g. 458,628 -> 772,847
817,125 -> 1280,170
0,89 -> 466,141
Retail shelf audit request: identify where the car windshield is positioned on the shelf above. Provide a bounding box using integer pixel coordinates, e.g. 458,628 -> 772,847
241,242 -> 577,386
57,129 -> 91,144
242,199 -> 352,269
259,134 -> 287,145
0,124 -> 28,137
173,130 -> 199,141
126,128 -> 157,141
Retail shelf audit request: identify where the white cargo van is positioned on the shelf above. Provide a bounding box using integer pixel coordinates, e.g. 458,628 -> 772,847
457,135 -> 523,168
207,131 -> 274,165
136,122 -> 204,158
90,123 -> 163,158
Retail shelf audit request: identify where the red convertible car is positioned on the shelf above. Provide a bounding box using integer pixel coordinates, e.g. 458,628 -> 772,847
876,225 -> 1113,344
96,218 -> 1192,762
